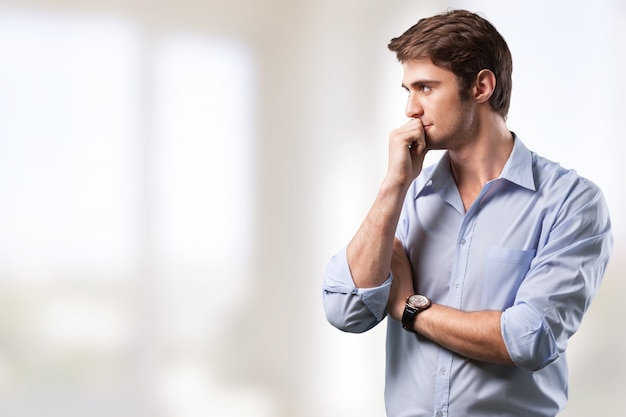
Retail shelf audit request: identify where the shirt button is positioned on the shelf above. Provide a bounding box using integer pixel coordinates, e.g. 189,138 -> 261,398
459,238 -> 466,245
436,412 -> 444,417
454,282 -> 460,289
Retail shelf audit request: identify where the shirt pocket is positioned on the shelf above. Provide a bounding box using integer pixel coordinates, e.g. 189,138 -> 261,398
482,247 -> 536,310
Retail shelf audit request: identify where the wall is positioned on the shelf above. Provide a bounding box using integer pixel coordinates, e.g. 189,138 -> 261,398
0,0 -> 623,416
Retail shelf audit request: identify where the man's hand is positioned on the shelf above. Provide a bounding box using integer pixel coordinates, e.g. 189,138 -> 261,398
386,118 -> 428,187
386,239 -> 416,321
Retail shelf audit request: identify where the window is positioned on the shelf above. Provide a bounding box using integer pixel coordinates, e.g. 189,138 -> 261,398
0,9 -> 264,416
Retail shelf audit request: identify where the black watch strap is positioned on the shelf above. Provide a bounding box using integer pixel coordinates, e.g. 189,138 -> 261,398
402,305 -> 419,332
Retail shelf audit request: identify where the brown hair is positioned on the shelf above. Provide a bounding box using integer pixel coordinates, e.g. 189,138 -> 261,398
388,10 -> 513,118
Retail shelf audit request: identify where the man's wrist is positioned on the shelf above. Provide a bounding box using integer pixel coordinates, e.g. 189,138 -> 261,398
382,173 -> 413,193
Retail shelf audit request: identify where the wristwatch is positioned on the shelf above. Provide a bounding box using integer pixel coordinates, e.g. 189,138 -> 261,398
402,294 -> 431,332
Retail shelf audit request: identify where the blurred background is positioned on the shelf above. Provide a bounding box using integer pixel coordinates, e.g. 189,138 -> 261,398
0,0 -> 623,416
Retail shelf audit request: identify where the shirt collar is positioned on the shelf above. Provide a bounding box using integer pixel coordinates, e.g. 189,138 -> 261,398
497,133 -> 536,191
414,133 -> 536,198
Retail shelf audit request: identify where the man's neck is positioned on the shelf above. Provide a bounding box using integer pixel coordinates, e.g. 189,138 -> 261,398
448,115 -> 514,211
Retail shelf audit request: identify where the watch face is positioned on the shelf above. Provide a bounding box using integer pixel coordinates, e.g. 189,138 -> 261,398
408,294 -> 430,309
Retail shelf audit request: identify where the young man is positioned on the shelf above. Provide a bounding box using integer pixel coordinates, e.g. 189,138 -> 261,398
322,9 -> 613,417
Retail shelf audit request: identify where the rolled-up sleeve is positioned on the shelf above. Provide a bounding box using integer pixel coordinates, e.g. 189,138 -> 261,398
501,302 -> 559,370
322,246 -> 391,333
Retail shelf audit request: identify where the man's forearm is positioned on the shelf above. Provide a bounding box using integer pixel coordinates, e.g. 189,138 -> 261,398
415,304 -> 514,365
347,180 -> 409,288
347,117 -> 427,289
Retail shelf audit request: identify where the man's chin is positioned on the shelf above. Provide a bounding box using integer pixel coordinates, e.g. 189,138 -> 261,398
424,139 -> 445,152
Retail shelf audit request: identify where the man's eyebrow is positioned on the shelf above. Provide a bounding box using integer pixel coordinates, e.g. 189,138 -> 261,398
401,80 -> 441,90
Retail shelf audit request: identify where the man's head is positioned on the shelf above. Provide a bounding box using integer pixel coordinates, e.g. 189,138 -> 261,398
388,10 -> 512,118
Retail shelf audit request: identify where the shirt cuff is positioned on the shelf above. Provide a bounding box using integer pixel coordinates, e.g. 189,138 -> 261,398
501,302 -> 560,371
323,246 -> 392,329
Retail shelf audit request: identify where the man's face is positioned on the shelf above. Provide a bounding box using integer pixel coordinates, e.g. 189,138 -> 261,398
401,58 -> 476,151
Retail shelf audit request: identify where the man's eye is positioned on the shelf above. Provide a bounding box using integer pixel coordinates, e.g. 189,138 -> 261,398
420,85 -> 432,92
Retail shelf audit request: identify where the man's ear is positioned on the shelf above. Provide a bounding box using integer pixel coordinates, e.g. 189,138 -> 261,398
473,69 -> 496,104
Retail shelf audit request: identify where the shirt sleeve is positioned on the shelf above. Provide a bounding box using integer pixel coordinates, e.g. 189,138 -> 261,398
322,246 -> 391,333
501,182 -> 613,371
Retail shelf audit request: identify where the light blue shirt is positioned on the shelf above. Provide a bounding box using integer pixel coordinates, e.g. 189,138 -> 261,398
323,136 -> 613,417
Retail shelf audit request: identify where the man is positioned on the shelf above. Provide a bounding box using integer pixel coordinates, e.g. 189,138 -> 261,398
322,9 -> 613,417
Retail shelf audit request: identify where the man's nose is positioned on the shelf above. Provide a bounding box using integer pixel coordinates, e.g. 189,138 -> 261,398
405,95 -> 424,119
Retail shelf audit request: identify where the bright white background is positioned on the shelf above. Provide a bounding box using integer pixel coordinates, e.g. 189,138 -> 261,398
0,0 -> 623,416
